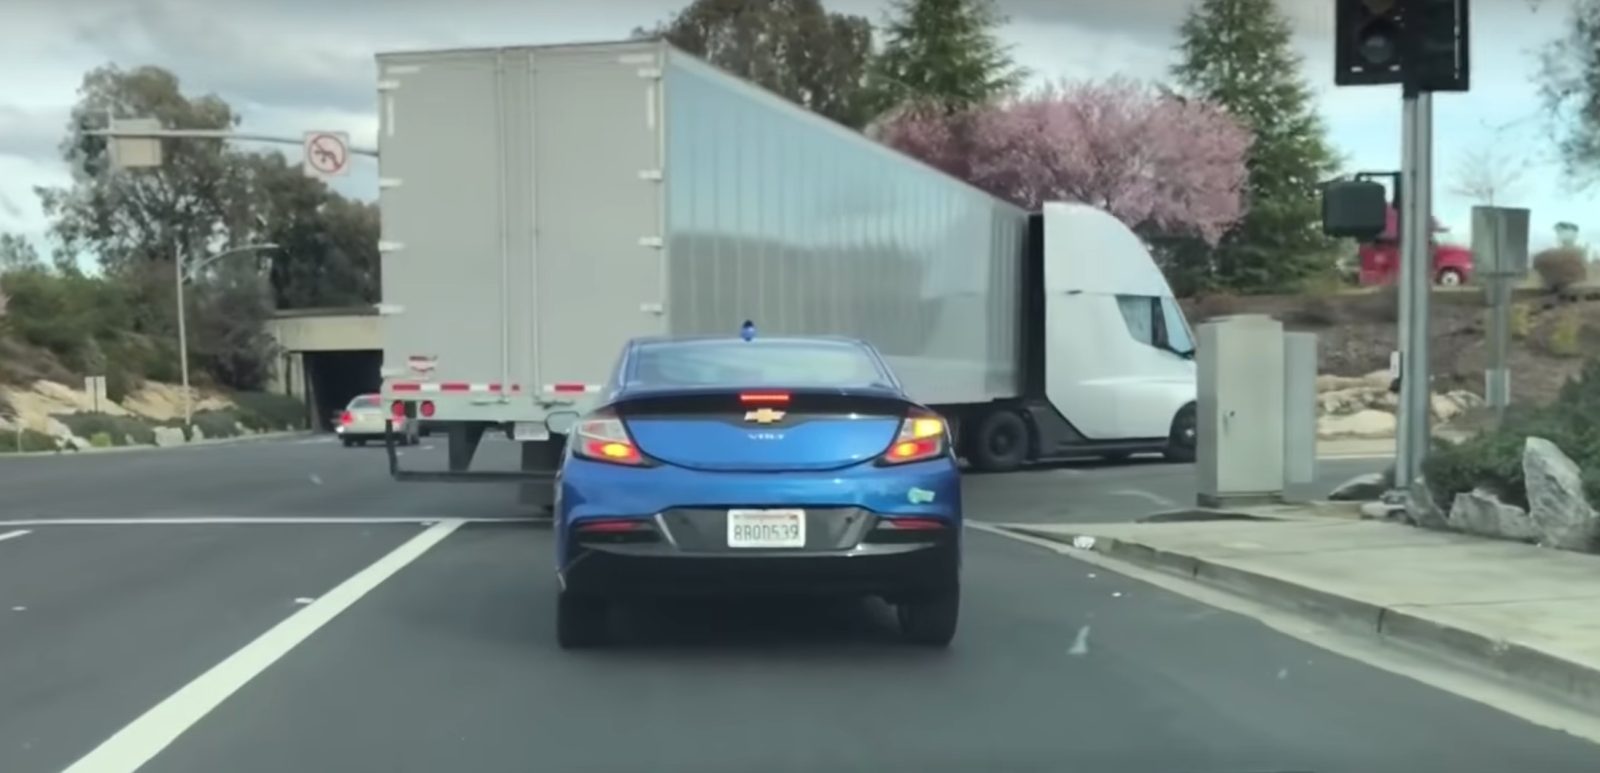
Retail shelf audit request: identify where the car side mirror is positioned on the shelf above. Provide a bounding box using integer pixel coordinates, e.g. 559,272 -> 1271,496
1322,180 -> 1388,240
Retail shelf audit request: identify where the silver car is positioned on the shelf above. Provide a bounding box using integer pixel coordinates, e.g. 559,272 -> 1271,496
336,394 -> 419,447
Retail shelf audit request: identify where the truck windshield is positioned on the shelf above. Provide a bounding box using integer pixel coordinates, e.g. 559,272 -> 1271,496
629,339 -> 893,389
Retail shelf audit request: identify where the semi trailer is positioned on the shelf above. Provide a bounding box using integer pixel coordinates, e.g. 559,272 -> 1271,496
376,38 -> 1197,497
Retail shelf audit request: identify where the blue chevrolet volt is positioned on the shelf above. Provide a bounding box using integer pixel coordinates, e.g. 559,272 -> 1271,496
552,331 -> 963,649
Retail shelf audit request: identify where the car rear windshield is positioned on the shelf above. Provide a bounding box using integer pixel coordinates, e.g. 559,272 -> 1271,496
629,340 -> 892,389
349,395 -> 381,409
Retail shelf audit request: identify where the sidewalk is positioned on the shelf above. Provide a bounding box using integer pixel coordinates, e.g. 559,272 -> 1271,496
0,429 -> 313,458
1000,514 -> 1600,712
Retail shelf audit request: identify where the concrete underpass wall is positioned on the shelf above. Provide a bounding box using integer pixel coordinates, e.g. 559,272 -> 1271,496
266,310 -> 385,431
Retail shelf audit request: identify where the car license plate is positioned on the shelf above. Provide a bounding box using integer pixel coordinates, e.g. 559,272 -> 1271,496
727,509 -> 805,548
513,422 -> 550,441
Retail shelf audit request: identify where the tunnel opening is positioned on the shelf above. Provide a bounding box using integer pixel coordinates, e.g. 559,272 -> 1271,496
304,350 -> 383,431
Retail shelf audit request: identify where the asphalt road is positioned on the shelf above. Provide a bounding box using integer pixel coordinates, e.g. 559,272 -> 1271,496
1,436 -> 1596,773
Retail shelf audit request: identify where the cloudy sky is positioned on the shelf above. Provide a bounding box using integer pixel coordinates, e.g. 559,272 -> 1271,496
0,0 -> 1586,254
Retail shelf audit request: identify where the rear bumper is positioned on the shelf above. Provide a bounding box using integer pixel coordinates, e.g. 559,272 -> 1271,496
560,536 -> 959,599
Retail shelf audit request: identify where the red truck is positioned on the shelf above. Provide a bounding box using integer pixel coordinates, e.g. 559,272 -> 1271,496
1357,207 -> 1474,286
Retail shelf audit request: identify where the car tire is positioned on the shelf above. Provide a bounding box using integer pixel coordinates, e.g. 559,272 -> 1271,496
556,592 -> 609,649
355,439 -> 368,447
969,409 -> 1028,472
1163,403 -> 1197,463
898,589 -> 959,647
1436,268 -> 1465,286
341,438 -> 354,448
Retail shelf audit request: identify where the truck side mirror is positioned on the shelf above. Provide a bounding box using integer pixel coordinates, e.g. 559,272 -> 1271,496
1322,180 -> 1388,240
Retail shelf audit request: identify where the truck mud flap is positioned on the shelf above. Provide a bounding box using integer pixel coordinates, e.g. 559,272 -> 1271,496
384,420 -> 556,483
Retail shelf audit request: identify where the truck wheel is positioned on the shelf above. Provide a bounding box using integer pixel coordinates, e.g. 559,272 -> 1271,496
1436,268 -> 1464,286
969,409 -> 1028,472
1163,403 -> 1198,463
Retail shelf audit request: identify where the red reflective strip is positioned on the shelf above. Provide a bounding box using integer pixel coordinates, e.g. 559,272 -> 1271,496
486,383 -> 501,391
552,383 -> 586,393
391,383 -> 421,392
576,518 -> 649,533
879,517 -> 946,530
440,383 -> 470,391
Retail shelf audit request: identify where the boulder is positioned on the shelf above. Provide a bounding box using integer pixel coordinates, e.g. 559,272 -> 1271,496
191,425 -> 207,442
1405,475 -> 1449,530
1319,386 -> 1386,415
1522,437 -> 1600,551
153,426 -> 187,448
1329,471 -> 1389,501
1317,374 -> 1371,392
1447,489 -> 1540,541
1318,409 -> 1397,438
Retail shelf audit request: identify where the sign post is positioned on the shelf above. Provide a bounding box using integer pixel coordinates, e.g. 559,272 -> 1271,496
302,131 -> 351,178
1471,206 -> 1531,415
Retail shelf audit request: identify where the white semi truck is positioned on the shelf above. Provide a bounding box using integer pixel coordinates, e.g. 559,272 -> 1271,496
376,39 -> 1197,496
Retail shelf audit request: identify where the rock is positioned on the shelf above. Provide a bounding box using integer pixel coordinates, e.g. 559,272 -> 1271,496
1522,437 -> 1600,551
1405,475 -> 1449,529
1317,374 -> 1371,392
1447,489 -> 1539,541
153,426 -> 187,447
1329,471 -> 1389,501
1318,409 -> 1397,438
192,425 -> 207,442
1430,390 -> 1485,423
1319,386 -> 1386,415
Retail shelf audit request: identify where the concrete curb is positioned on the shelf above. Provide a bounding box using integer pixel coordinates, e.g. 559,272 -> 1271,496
0,430 -> 314,458
1004,525 -> 1600,713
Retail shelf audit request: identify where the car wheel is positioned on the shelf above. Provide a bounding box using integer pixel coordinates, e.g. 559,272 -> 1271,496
969,409 -> 1028,472
1163,403 -> 1197,463
1436,268 -> 1465,286
341,438 -> 354,448
897,589 -> 959,647
556,591 -> 609,649
356,439 -> 368,447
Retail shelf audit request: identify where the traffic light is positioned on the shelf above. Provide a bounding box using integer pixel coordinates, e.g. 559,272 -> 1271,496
1335,0 -> 1470,92
1336,0 -> 1405,86
1405,0 -> 1470,92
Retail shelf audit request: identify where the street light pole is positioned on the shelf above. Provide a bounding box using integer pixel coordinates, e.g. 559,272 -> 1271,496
174,243 -> 192,427
173,242 -> 279,428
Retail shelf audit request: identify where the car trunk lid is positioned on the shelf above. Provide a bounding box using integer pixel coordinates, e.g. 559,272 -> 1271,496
617,390 -> 908,472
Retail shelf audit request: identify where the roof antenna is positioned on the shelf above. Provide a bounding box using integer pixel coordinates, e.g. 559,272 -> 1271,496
740,320 -> 756,342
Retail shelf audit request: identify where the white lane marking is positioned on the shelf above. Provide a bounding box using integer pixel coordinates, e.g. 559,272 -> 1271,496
0,529 -> 31,543
1107,489 -> 1178,508
0,516 -> 544,527
61,519 -> 464,773
1067,625 -> 1091,656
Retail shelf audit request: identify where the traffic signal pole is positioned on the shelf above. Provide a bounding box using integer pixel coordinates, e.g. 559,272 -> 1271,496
1395,89 -> 1434,489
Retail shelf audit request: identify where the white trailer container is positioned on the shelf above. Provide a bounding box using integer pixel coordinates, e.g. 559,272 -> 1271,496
376,39 -> 1024,488
376,39 -> 1197,486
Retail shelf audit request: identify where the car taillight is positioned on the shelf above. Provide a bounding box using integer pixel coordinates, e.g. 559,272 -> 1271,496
391,400 -> 406,418
340,411 -> 353,426
740,391 -> 790,404
420,400 -> 435,418
572,410 -> 646,466
880,410 -> 947,465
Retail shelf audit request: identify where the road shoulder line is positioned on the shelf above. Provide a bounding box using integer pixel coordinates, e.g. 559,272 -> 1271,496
60,518 -> 465,773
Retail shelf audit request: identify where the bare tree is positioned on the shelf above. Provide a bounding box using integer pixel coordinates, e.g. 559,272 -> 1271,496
1449,143 -> 1526,206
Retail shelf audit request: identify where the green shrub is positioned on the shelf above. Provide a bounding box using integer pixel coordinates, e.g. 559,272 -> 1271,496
52,413 -> 157,445
1545,307 -> 1584,357
88,431 -> 114,448
1423,358 -> 1600,509
1533,247 -> 1588,292
0,428 -> 62,453
191,410 -> 242,440
230,391 -> 308,431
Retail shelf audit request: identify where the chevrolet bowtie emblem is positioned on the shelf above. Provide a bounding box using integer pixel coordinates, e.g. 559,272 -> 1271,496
745,408 -> 786,424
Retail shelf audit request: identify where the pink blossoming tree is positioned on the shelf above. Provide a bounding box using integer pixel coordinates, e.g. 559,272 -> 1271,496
875,78 -> 1253,244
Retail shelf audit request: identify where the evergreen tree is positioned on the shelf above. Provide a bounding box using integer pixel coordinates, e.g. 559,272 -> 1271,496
1173,0 -> 1342,293
872,0 -> 1025,115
